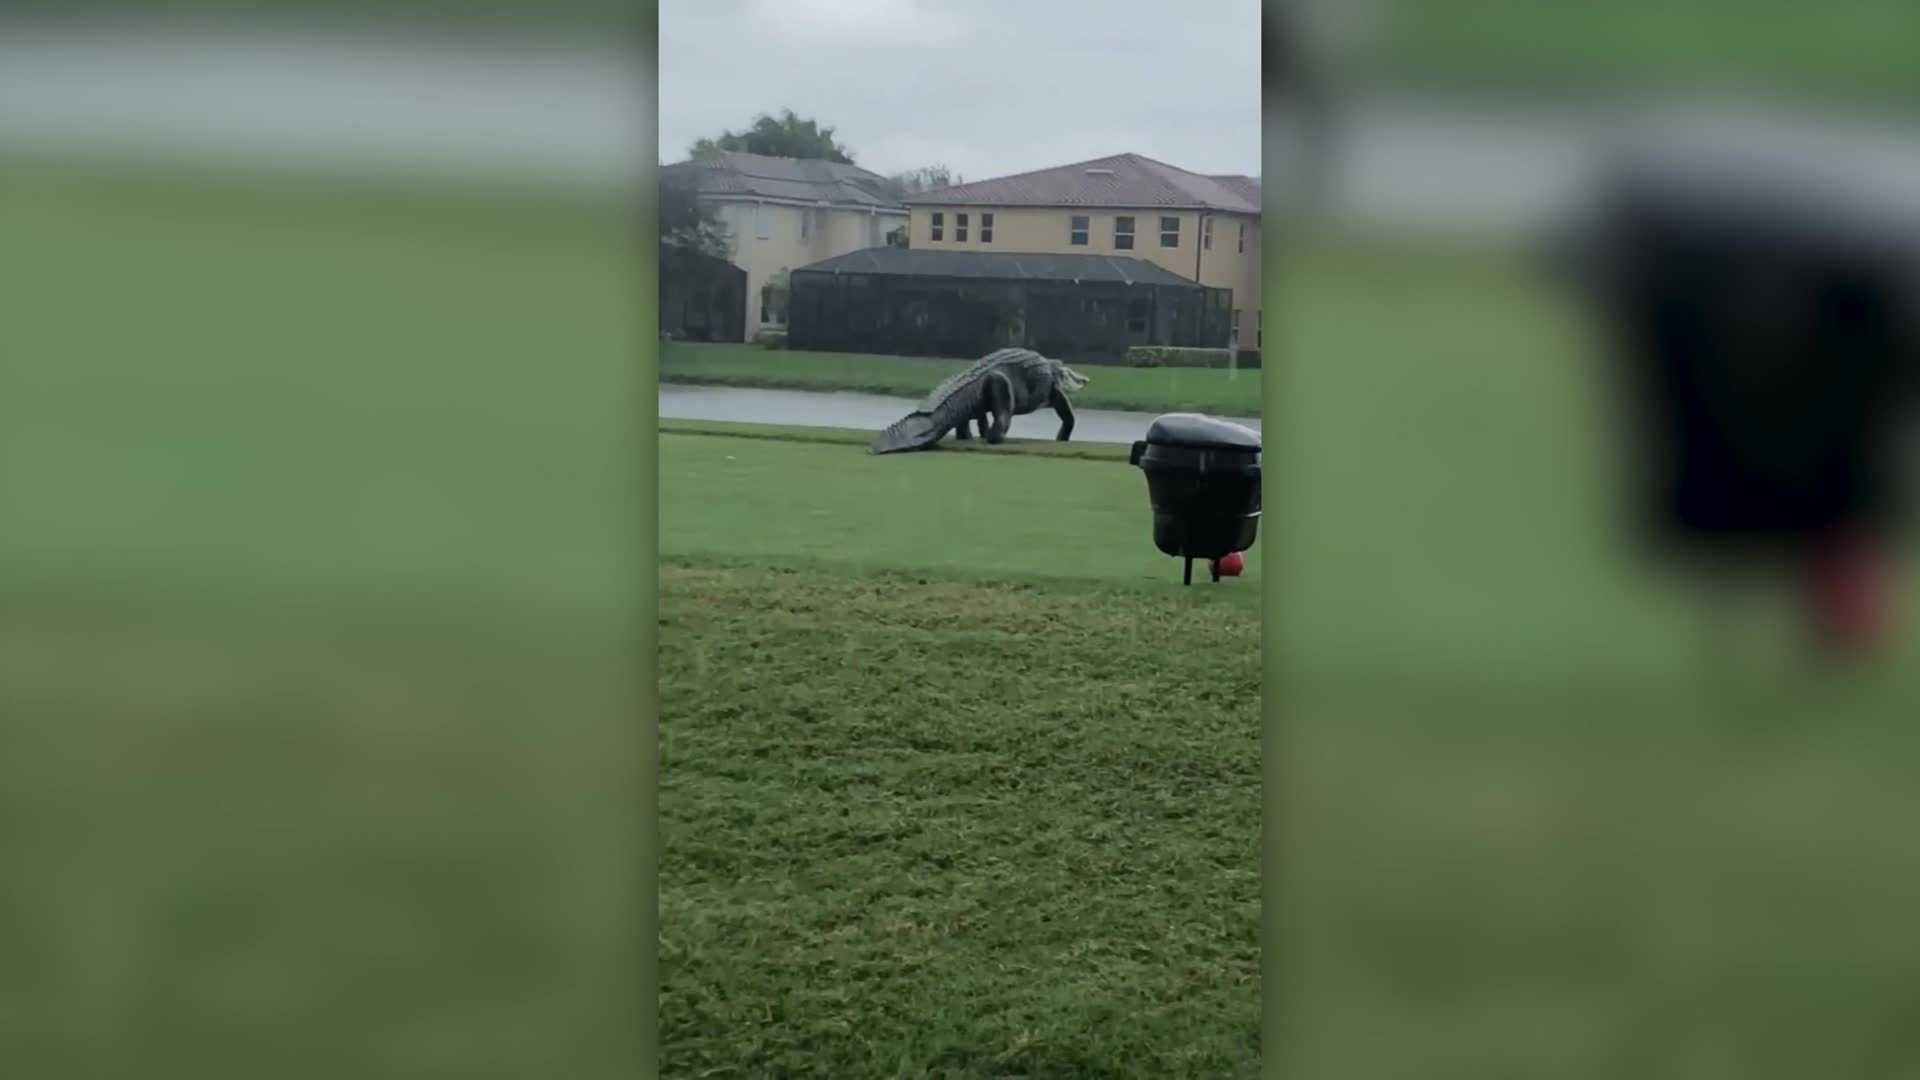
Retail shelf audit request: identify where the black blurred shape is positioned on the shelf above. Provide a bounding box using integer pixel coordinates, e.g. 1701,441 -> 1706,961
1580,152 -> 1920,560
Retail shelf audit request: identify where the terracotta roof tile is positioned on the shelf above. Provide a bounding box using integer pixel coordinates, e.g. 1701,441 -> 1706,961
661,151 -> 906,210
904,153 -> 1260,214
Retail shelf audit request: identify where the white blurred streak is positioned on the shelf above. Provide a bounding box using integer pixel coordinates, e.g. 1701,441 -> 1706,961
0,17 -> 649,187
1272,90 -> 1920,238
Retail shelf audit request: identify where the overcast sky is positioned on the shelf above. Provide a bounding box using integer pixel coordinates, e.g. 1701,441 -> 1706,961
659,0 -> 1261,181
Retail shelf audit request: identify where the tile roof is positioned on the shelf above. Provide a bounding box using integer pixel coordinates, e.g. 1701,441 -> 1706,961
1207,174 -> 1264,208
793,247 -> 1206,287
660,151 -> 906,211
903,153 -> 1261,214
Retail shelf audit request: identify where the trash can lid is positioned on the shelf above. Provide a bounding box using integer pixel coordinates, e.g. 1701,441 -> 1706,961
1142,413 -> 1262,451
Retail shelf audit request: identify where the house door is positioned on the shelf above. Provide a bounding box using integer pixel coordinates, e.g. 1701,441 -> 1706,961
1125,296 -> 1152,348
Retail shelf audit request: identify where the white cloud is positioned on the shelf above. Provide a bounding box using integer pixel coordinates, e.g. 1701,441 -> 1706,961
742,0 -> 962,43
660,0 -> 1259,178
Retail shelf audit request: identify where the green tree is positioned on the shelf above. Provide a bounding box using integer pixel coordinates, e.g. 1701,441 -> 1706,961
660,176 -> 729,259
689,109 -> 854,163
883,164 -> 963,199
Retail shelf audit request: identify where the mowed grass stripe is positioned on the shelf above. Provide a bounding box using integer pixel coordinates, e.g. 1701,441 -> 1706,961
660,432 -> 1263,593
659,562 -> 1260,1078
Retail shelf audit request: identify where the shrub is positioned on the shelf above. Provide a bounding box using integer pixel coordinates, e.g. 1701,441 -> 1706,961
1124,346 -> 1238,369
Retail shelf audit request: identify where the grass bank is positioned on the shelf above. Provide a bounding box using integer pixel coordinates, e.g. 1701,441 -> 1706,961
659,428 -> 1255,588
661,341 -> 1265,418
659,417 -> 1133,461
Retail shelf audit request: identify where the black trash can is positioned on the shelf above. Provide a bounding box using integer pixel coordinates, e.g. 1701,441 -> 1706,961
1128,413 -> 1262,584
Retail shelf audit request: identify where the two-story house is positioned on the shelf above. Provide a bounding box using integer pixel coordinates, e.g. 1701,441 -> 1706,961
902,153 -> 1263,351
660,150 -> 909,338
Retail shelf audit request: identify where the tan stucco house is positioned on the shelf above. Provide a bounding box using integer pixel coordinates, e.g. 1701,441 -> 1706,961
660,151 -> 909,339
902,152 -> 1263,350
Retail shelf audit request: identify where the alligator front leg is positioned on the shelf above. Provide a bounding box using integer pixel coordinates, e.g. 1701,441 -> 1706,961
983,372 -> 1015,444
1049,386 -> 1076,442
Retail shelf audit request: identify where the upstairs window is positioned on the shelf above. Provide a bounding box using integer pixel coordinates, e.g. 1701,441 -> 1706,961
1203,217 -> 1214,251
1160,216 -> 1180,247
800,208 -> 812,241
1069,215 -> 1089,246
1238,221 -> 1246,253
956,212 -> 969,242
930,212 -> 944,242
1114,216 -> 1135,250
981,212 -> 995,243
1257,309 -> 1263,348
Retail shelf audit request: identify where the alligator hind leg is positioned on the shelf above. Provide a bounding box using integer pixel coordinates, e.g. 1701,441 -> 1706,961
952,420 -> 971,441
983,372 -> 1015,444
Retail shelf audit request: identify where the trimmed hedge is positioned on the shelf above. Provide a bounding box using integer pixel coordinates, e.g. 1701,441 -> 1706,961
1121,346 -> 1261,370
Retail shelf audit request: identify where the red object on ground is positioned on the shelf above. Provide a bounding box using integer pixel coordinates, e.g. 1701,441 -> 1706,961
1806,532 -> 1893,653
1215,551 -> 1246,577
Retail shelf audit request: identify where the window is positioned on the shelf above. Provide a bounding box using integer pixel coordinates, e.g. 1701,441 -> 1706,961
1160,216 -> 1180,247
760,284 -> 787,326
1069,215 -> 1089,246
1204,217 -> 1214,251
981,212 -> 994,243
754,202 -> 770,240
1230,308 -> 1240,346
956,212 -> 969,242
1114,216 -> 1135,250
1238,221 -> 1246,253
1256,310 -> 1263,349
800,208 -> 811,241
930,212 -> 944,241
1126,297 -> 1150,334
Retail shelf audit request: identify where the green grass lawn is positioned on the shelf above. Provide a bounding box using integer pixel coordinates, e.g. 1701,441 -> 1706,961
657,429 -> 1262,1076
661,341 -> 1265,417
1272,238 -> 1920,1078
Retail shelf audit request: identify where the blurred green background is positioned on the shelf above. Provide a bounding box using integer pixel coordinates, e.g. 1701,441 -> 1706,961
1269,237 -> 1920,1077
1272,2 -> 1920,1075
0,144 -> 649,1080
7,0 -> 1919,1075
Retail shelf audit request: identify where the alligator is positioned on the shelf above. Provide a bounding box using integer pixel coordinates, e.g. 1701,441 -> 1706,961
869,348 -> 1090,454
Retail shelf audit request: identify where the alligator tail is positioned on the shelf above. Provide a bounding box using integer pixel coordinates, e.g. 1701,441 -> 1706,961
870,412 -> 941,454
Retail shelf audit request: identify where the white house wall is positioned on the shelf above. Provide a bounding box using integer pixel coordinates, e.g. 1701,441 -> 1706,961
708,197 -> 906,340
